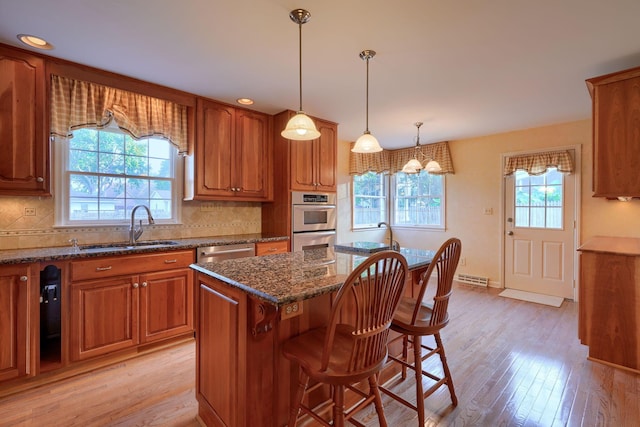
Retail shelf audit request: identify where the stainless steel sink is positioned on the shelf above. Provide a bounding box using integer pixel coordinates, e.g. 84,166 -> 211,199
79,240 -> 180,252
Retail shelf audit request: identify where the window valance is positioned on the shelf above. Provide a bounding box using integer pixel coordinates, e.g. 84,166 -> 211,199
50,75 -> 189,154
503,150 -> 573,176
349,140 -> 454,175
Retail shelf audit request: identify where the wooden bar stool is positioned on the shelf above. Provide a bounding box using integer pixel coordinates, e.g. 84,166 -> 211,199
282,251 -> 409,427
380,238 -> 462,425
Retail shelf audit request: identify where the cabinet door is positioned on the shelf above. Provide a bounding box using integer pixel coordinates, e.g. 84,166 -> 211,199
196,98 -> 235,197
139,268 -> 194,344
0,265 -> 30,382
236,109 -> 272,199
197,276 -> 247,427
0,46 -> 49,196
290,117 -> 337,192
315,119 -> 337,192
69,276 -> 139,361
290,137 -> 317,191
592,76 -> 640,197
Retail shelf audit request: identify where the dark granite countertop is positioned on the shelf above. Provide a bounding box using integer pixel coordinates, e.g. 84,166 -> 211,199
0,234 -> 288,265
191,247 -> 435,306
333,241 -> 389,254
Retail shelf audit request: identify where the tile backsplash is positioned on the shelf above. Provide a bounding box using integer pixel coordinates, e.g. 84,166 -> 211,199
0,196 -> 261,250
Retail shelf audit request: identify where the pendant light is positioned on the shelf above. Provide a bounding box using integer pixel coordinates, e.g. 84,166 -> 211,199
401,122 -> 442,174
351,50 -> 383,153
281,9 -> 321,141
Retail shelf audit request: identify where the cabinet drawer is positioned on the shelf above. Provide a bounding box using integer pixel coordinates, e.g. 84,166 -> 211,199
71,250 -> 194,281
256,240 -> 288,256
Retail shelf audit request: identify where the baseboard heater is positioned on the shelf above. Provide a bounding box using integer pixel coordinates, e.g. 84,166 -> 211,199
457,273 -> 489,287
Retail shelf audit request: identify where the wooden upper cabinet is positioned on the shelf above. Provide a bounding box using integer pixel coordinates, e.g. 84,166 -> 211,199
290,116 -> 337,192
193,98 -> 272,201
0,45 -> 49,196
587,66 -> 640,197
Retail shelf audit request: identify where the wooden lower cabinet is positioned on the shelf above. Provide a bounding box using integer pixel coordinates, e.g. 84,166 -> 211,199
255,240 -> 288,256
0,264 -> 33,382
140,268 -> 194,343
69,251 -> 194,362
69,275 -> 140,361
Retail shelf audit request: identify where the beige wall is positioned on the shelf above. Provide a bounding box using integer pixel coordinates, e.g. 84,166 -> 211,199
336,118 -> 640,288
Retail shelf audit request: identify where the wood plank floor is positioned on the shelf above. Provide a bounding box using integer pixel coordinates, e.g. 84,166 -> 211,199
1,283 -> 638,426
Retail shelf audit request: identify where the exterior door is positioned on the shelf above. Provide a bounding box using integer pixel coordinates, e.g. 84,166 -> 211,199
504,164 -> 576,299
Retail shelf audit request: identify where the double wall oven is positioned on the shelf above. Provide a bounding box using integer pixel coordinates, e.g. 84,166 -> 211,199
291,191 -> 337,252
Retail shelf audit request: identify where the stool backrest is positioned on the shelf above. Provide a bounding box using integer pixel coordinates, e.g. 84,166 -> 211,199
321,250 -> 408,373
413,238 -> 462,328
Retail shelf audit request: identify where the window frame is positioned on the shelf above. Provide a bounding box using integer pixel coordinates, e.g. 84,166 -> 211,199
351,171 -> 446,230
53,127 -> 182,227
351,172 -> 389,229
391,171 -> 446,230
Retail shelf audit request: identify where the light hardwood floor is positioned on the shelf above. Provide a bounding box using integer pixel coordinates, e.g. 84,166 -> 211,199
1,283 -> 638,426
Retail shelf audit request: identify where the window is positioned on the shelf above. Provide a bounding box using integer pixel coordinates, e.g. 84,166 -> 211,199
393,171 -> 445,228
514,168 -> 563,229
55,128 -> 179,226
352,171 -> 445,229
352,172 -> 387,228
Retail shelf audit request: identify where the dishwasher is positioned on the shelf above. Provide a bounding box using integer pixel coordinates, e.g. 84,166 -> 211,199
197,242 -> 256,263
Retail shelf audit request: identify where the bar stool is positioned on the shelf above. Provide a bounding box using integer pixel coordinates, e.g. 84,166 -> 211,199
282,250 -> 409,427
380,238 -> 462,425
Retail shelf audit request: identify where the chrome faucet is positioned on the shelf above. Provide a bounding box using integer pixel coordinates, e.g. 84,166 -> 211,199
129,205 -> 155,245
377,221 -> 400,251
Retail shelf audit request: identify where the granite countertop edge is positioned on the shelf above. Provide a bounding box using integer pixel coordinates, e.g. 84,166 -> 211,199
0,234 -> 289,265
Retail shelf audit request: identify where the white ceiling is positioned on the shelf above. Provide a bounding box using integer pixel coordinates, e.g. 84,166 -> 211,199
2,0 -> 640,149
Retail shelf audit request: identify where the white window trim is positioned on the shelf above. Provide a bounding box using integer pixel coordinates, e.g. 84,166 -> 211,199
52,132 -> 182,228
351,172 -> 446,231
351,172 -> 389,230
391,173 -> 446,230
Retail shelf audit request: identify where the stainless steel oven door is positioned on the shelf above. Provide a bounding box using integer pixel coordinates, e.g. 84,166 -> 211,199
292,230 -> 336,252
292,205 -> 337,233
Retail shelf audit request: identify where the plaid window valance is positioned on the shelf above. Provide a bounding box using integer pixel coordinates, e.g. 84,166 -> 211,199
349,140 -> 454,175
503,150 -> 573,176
50,74 -> 189,154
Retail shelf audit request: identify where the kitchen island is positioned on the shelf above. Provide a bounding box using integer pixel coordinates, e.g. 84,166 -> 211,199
191,247 -> 435,427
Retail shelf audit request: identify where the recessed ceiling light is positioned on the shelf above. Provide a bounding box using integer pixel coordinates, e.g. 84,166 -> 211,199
236,98 -> 254,105
17,34 -> 54,50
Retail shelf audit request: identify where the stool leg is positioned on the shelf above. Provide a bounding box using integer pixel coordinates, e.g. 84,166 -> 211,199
413,334 -> 425,426
333,385 -> 345,427
288,369 -> 309,427
401,334 -> 409,379
369,375 -> 388,427
435,333 -> 458,406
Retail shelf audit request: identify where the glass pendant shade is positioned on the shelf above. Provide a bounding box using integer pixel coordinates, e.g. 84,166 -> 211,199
351,50 -> 383,153
352,132 -> 383,153
402,157 -> 422,174
425,159 -> 442,172
282,9 -> 319,141
281,111 -> 320,140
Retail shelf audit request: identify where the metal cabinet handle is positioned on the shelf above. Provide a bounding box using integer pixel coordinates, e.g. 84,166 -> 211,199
20,275 -> 28,282
133,282 -> 139,289
164,259 -> 177,264
507,231 -> 514,236
36,177 -> 44,182
142,281 -> 148,287
96,266 -> 113,271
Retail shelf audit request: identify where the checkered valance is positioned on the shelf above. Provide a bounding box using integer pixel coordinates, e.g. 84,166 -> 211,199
503,150 -> 573,176
349,141 -> 454,175
50,74 -> 189,154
